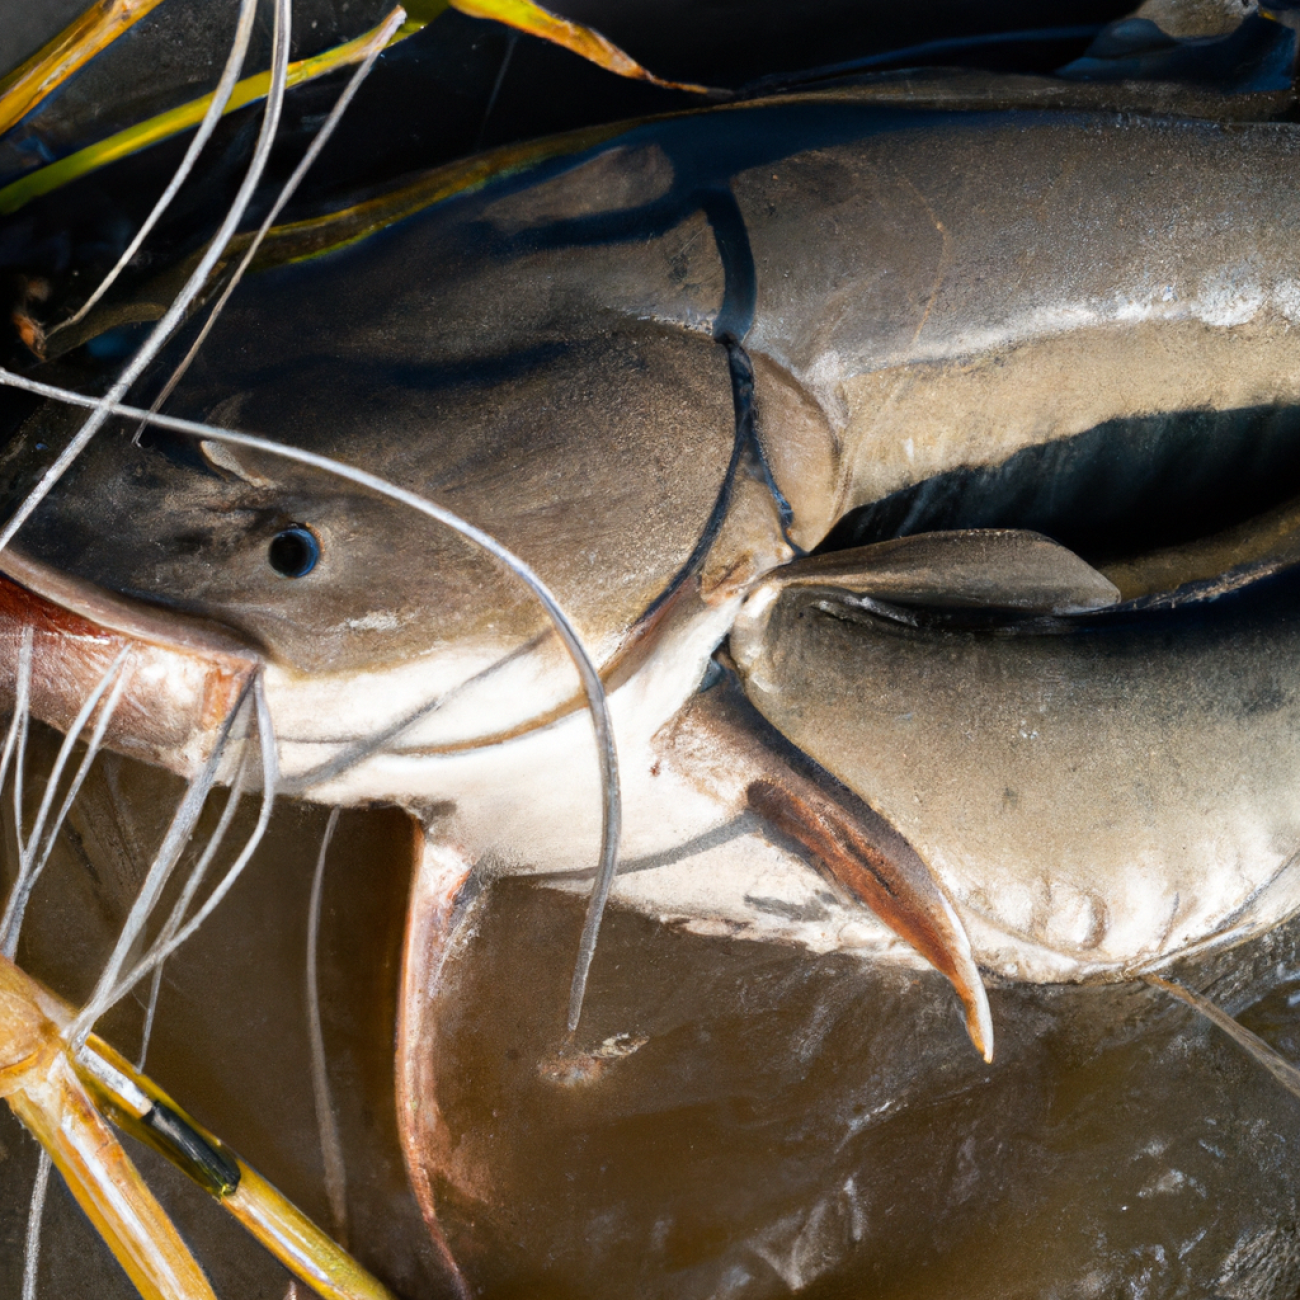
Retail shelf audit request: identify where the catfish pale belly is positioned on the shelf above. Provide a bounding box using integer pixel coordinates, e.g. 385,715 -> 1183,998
8,86 -> 1300,1029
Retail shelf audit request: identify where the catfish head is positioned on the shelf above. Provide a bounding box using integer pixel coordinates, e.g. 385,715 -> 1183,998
0,170 -> 786,871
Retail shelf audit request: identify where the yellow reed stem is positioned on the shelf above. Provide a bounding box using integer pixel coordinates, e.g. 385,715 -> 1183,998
0,11 -> 418,216
78,1035 -> 398,1300
0,954 -> 218,1300
0,0 -> 170,138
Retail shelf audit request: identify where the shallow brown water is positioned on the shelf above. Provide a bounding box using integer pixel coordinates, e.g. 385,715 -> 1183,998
2,727 -> 1300,1298
0,726 -> 440,1298
429,880 -> 1300,1300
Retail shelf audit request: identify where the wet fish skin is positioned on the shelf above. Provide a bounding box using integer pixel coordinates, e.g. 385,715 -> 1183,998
730,566 -> 1300,983
6,86 -> 1300,976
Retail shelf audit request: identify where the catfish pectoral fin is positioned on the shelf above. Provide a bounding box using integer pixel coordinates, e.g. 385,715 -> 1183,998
776,529 -> 1120,615
396,825 -> 475,1300
672,670 -> 993,1060
746,775 -> 993,1063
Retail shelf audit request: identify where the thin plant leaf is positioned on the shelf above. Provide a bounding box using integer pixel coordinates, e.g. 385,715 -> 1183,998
0,0 -> 294,553
449,0 -> 712,93
47,121 -> 629,358
140,5 -> 406,429
0,0 -> 169,138
0,10 -> 411,216
47,0 -> 260,340
0,0 -> 713,216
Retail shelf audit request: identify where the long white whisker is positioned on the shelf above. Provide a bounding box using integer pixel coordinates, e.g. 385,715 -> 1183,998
308,806 -> 348,1242
11,639 -> 33,865
284,634 -> 546,794
18,666 -> 132,936
86,744 -> 226,1001
98,675 -> 278,1030
0,628 -> 34,886
22,651 -> 128,861
21,1150 -> 50,1300
137,751 -> 248,1072
1147,975 -> 1300,1099
162,780 -> 246,932
141,6 -> 405,430
0,370 -> 622,1031
46,0 -> 261,340
136,962 -> 164,1075
475,30 -> 518,152
0,626 -> 34,803
69,674 -> 255,1045
0,0 -> 293,553
0,648 -> 131,958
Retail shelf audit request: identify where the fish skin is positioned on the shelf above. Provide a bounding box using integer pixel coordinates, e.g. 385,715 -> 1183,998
16,95 -> 1300,664
730,570 -> 1300,983
6,87 -> 1300,975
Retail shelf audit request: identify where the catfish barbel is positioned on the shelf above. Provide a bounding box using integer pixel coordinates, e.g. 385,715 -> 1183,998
7,71 -> 1300,1284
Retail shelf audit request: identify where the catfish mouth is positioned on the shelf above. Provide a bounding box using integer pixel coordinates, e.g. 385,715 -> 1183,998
0,550 -> 259,780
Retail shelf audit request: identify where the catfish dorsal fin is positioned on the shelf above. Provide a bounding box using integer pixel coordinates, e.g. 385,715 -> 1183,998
775,529 -> 1120,615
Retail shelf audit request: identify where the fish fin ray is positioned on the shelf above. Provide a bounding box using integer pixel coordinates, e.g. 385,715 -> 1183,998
678,670 -> 993,1060
778,529 -> 1119,615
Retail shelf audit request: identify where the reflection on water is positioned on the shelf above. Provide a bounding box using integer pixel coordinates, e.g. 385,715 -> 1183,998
1,725 -> 1300,1297
433,880 -> 1300,1300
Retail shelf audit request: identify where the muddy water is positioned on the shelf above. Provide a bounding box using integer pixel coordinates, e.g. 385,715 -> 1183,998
432,882 -> 1300,1299
4,0 -> 1300,1293
0,727 -> 437,1298
1,726 -> 1299,1297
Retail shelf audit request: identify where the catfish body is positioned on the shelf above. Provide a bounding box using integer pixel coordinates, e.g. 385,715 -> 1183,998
17,93 -> 1300,675
7,85 -> 1300,981
730,569 -> 1300,982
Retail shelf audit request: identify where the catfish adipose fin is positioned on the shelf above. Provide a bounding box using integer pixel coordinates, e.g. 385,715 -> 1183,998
673,668 -> 994,1063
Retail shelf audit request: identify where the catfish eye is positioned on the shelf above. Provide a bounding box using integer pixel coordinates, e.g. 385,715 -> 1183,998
268,526 -> 319,578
